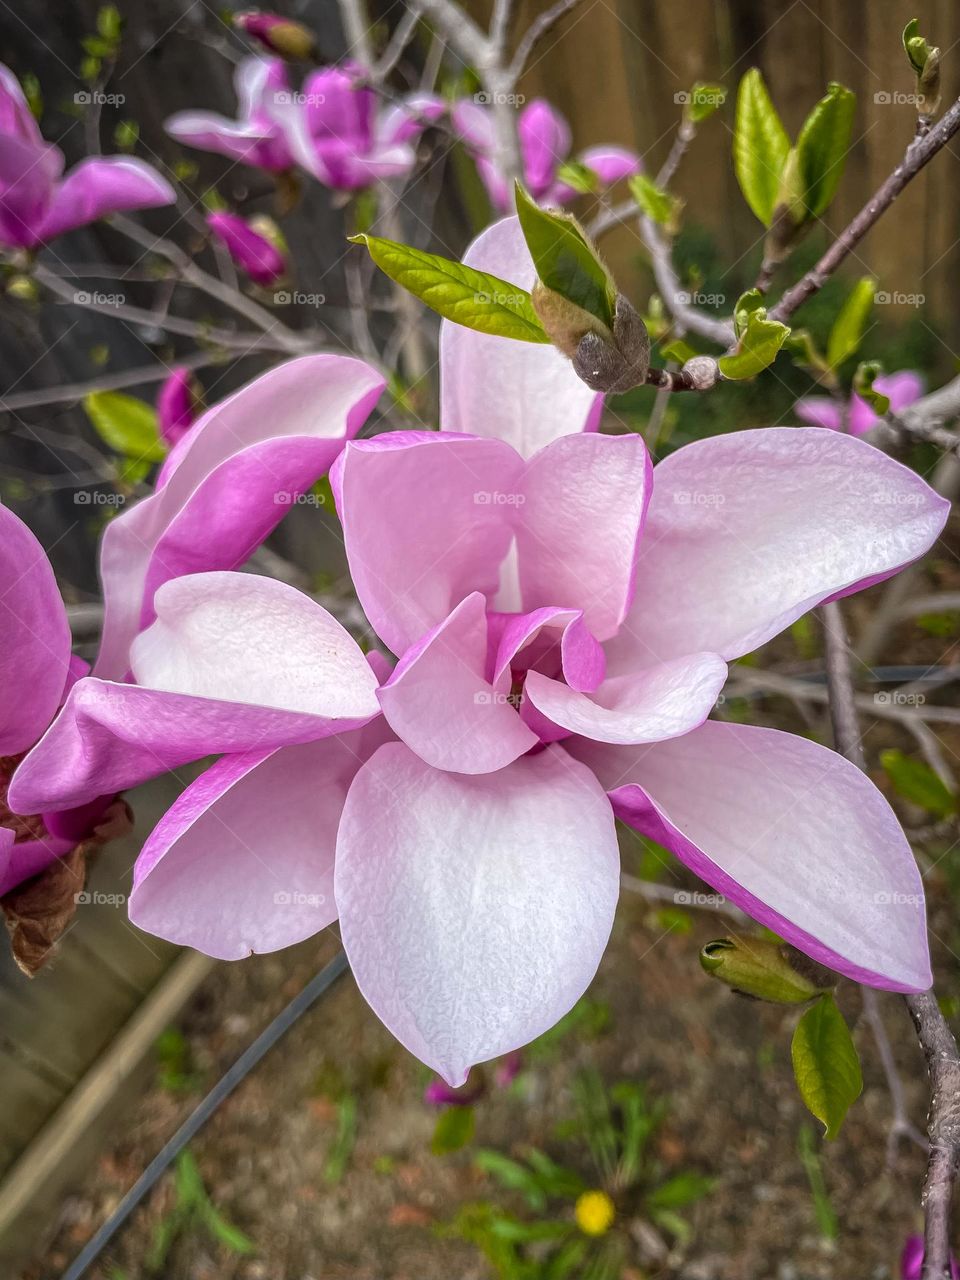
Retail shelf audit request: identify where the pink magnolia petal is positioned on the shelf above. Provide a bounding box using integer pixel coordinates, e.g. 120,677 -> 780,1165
38,158 -> 175,241
0,132 -> 60,248
303,66 -> 375,149
439,216 -> 602,457
607,428 -> 949,669
451,99 -> 495,154
517,431 -> 651,641
378,593 -> 537,773
129,737 -> 367,958
130,572 -> 380,718
8,676 -> 372,816
847,394 -> 879,436
0,829 -> 73,898
519,99 -> 570,196
333,432 -> 522,657
0,505 -> 71,755
879,370 -> 924,413
206,210 -> 286,285
491,606 -> 605,693
335,742 -> 619,1084
165,110 -> 275,164
795,397 -> 842,430
0,63 -> 45,147
380,93 -> 445,144
524,651 -> 727,745
579,144 -> 642,186
572,721 -> 931,991
94,354 -> 384,680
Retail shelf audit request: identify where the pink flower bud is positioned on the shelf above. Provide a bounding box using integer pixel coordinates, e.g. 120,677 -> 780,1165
206,211 -> 287,287
234,11 -> 316,60
156,366 -> 202,447
901,1235 -> 960,1279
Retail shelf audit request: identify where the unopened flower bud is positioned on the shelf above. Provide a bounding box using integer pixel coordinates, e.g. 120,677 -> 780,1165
918,46 -> 942,117
156,366 -> 203,447
570,293 -> 650,394
682,355 -> 719,391
207,211 -> 287,287
700,936 -> 836,1004
234,11 -> 317,60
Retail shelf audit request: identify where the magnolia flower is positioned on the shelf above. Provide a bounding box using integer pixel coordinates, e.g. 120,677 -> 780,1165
452,97 -> 641,211
165,56 -> 293,172
0,503 -> 110,896
12,222 -> 947,1089
796,370 -> 924,436
156,366 -> 201,446
268,64 -> 444,191
206,210 -> 286,286
235,10 -> 316,61
0,64 -> 174,252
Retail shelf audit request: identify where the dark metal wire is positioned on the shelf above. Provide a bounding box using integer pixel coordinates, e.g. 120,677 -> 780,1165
61,949 -> 350,1280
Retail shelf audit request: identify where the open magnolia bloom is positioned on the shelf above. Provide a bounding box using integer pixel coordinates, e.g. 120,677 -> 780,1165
268,64 -> 444,192
165,56 -> 294,173
93,352 -> 385,680
452,97 -> 640,211
0,64 -> 174,251
9,217 -> 949,1085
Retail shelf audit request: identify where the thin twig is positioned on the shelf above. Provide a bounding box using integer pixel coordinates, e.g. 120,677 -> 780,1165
862,986 -> 929,1163
0,351 -> 227,413
770,96 -> 960,325
508,0 -> 582,81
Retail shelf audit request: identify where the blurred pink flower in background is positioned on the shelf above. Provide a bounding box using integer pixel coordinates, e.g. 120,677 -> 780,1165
901,1234 -> 959,1279
206,210 -> 287,286
452,96 -> 640,210
165,56 -> 294,173
796,370 -> 924,436
0,64 -> 174,251
270,63 -> 444,191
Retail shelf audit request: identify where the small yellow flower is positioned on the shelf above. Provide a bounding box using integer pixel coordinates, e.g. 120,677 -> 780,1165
574,1189 -> 616,1237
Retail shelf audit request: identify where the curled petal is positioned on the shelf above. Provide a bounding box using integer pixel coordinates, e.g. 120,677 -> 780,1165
490,606 -> 605,693
607,428 -> 949,669
130,737 -> 367,958
523,651 -> 727,745
378,593 -> 537,774
439,216 -> 602,457
130,572 -> 380,719
572,721 -> 931,991
94,354 -> 384,680
335,743 -> 620,1084
0,505 -> 71,755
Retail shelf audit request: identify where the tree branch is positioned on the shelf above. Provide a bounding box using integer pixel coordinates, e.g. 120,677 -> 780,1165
770,95 -> 960,325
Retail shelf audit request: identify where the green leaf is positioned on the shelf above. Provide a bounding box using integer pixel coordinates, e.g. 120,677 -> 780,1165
732,288 -> 764,339
474,1150 -> 548,1211
733,69 -> 791,226
881,748 -> 957,817
646,1172 -> 715,1209
324,1094 -> 358,1184
791,994 -> 863,1139
514,183 -> 616,329
174,1152 -> 206,1209
795,82 -> 856,219
348,233 -> 548,343
628,173 -> 683,234
556,160 -> 600,195
97,4 -> 123,40
202,1205 -> 256,1255
785,327 -> 829,377
685,82 -> 727,124
84,391 -> 166,462
903,18 -> 930,74
660,338 -> 697,364
826,276 -> 876,369
719,304 -> 790,380
432,1105 -> 476,1155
